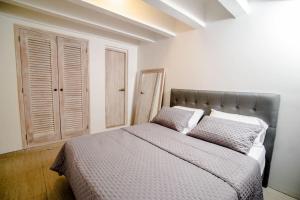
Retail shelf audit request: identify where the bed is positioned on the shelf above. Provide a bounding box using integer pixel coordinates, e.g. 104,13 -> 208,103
51,89 -> 280,200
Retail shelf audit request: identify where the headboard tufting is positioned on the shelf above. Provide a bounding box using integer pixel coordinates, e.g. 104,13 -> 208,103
170,88 -> 280,187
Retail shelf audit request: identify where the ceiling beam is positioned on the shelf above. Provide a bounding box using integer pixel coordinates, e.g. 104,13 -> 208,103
2,0 -> 160,43
69,0 -> 176,38
0,2 -> 141,44
218,0 -> 250,18
144,0 -> 206,29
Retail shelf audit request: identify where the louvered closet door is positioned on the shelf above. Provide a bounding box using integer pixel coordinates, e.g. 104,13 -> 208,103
20,29 -> 61,145
57,37 -> 88,139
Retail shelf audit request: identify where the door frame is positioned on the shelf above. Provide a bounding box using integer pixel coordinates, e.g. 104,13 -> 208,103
105,46 -> 128,128
14,24 -> 90,149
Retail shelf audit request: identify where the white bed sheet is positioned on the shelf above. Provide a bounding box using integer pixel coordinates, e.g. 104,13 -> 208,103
247,145 -> 266,175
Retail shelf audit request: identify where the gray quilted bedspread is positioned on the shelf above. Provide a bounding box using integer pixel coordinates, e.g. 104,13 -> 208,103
51,123 -> 263,200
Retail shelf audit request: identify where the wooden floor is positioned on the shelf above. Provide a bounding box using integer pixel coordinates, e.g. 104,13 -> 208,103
0,144 -> 297,200
0,143 -> 74,200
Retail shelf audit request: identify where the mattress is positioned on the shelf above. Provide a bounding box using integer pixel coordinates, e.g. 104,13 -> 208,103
247,145 -> 266,175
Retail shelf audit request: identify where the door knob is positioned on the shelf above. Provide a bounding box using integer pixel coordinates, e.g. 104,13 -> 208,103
140,91 -> 144,94
60,88 -> 63,91
119,88 -> 125,92
53,88 -> 57,91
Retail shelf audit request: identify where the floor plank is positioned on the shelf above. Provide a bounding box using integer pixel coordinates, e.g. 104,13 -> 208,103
41,148 -> 74,200
0,144 -> 74,200
264,187 -> 298,200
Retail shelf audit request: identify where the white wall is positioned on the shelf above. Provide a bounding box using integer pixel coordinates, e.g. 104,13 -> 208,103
0,13 -> 138,153
138,0 -> 300,198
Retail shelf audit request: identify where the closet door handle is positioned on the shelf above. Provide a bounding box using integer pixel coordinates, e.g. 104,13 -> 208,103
140,91 -> 144,94
53,88 -> 57,91
119,88 -> 125,92
60,88 -> 63,91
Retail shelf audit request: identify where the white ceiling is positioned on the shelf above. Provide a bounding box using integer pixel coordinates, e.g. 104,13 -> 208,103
0,0 -> 251,44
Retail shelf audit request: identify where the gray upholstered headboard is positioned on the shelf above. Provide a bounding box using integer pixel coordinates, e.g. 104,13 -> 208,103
170,88 -> 280,187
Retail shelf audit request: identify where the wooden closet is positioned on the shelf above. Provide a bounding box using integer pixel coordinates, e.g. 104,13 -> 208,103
15,25 -> 89,147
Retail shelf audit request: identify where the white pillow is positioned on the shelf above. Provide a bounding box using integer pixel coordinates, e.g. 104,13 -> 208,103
174,106 -> 204,134
210,109 -> 268,145
254,129 -> 267,146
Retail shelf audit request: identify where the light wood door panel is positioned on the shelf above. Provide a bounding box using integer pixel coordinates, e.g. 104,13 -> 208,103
16,26 -> 90,147
105,49 -> 127,128
20,29 -> 61,145
134,73 -> 158,124
133,68 -> 165,125
57,37 -> 89,138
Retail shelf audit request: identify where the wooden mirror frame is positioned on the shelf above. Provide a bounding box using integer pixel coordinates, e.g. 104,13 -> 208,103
132,68 -> 165,124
